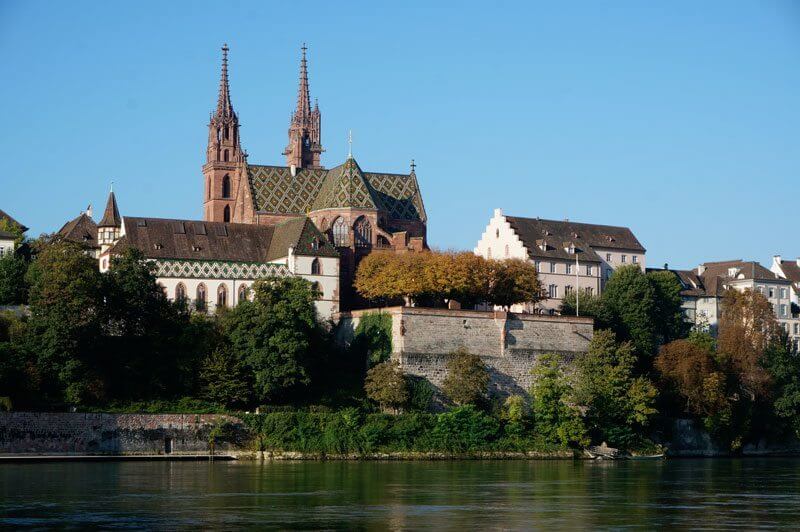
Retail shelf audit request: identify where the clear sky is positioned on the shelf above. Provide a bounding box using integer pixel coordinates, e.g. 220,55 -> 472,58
1,1 -> 798,269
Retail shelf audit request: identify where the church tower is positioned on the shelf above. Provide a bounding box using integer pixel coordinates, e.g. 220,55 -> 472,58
283,45 -> 324,170
203,44 -> 245,223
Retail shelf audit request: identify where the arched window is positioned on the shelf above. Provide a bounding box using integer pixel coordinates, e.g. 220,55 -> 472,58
222,175 -> 231,198
311,258 -> 321,275
223,149 -> 229,162
377,235 -> 391,249
224,127 -> 230,140
332,217 -> 348,246
217,284 -> 227,308
238,284 -> 248,303
223,205 -> 231,223
175,283 -> 186,302
196,283 -> 207,312
207,177 -> 211,200
354,216 -> 372,248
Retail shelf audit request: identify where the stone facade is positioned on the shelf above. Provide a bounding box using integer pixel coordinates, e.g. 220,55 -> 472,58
0,413 -> 244,455
337,307 -> 593,401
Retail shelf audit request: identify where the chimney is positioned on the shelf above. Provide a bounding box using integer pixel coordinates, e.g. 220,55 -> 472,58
796,257 -> 800,267
773,255 -> 782,267
493,208 -> 503,218
697,264 -> 706,275
663,263 -> 668,270
86,204 -> 93,218
290,165 -> 297,177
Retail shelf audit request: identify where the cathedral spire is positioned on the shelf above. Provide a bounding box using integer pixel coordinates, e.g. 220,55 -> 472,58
216,43 -> 235,118
284,44 -> 324,169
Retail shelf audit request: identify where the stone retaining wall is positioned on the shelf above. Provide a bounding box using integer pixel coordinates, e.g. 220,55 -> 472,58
0,413 -> 244,455
337,307 -> 594,401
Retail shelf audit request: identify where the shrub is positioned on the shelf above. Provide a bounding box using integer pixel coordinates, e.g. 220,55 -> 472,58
429,405 -> 500,452
365,360 -> 408,413
442,348 -> 489,406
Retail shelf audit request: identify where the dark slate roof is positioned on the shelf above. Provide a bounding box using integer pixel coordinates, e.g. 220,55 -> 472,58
57,212 -> 99,248
99,192 -> 121,227
647,267 -> 707,297
246,157 -> 426,222
0,209 -> 28,232
505,216 -> 645,263
115,216 -> 336,263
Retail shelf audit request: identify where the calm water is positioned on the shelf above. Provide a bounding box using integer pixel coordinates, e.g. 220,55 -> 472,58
1,459 -> 799,530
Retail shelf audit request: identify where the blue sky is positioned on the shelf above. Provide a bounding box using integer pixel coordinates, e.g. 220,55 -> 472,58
1,1 -> 798,269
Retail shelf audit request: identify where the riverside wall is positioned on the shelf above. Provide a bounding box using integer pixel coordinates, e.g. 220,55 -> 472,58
336,307 -> 594,400
0,413 -> 244,455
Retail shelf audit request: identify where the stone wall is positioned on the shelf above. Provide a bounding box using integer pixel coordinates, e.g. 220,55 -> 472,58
0,413 -> 245,455
337,307 -> 594,401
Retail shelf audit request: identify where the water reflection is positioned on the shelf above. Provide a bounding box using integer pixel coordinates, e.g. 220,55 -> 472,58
1,459 -> 799,529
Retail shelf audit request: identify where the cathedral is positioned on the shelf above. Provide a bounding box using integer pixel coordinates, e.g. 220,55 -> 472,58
202,44 -> 428,307
58,45 -> 428,315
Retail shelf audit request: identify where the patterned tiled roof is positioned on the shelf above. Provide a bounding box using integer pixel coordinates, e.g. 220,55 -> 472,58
247,158 -> 426,222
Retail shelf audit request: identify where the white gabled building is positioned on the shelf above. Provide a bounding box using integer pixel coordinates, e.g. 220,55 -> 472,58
0,209 -> 27,258
474,209 -> 646,313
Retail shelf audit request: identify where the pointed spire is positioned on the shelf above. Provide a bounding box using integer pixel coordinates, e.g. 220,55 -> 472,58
294,43 -> 311,122
99,186 -> 121,228
216,43 -> 234,118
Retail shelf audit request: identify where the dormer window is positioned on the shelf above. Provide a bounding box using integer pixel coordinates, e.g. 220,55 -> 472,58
192,245 -> 202,252
727,267 -> 739,277
153,243 -> 162,250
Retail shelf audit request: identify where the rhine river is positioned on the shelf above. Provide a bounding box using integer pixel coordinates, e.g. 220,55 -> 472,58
1,459 -> 799,529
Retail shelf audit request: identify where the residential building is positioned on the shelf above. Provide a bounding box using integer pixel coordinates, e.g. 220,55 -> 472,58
57,206 -> 100,257
656,260 -> 800,352
0,209 -> 27,257
474,209 -> 646,313
771,255 -> 800,307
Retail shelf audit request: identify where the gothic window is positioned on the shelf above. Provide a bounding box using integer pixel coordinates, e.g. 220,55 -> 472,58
354,217 -> 372,248
175,283 -> 186,302
222,175 -> 231,198
311,258 -> 321,275
332,217 -> 348,246
217,284 -> 227,308
238,284 -> 248,303
207,177 -> 211,200
223,149 -> 229,162
223,205 -> 231,223
196,283 -> 207,313
224,127 -> 230,140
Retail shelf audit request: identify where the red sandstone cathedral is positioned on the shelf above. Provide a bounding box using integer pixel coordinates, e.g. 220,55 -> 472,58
201,44 -> 427,306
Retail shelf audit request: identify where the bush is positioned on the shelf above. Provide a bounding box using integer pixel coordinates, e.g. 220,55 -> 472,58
428,406 -> 500,452
364,360 -> 408,412
352,312 -> 393,366
442,348 -> 489,406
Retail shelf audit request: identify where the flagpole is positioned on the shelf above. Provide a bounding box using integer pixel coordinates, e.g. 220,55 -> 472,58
576,251 -> 580,317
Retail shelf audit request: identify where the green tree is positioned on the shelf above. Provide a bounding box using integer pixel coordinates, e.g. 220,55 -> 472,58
442,347 -> 489,406
352,312 -> 392,367
598,265 -> 658,357
530,354 -> 588,447
573,330 -> 658,448
647,270 -> 690,345
222,276 -> 322,403
763,339 -> 800,438
24,240 -> 105,405
364,360 -> 408,413
559,288 -> 604,318
0,253 -> 28,305
501,394 -> 530,438
199,347 -> 252,408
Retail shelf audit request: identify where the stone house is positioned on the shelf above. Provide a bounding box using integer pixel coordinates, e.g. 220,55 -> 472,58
474,209 -> 646,313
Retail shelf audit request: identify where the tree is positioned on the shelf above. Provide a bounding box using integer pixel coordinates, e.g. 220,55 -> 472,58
763,339 -> 800,438
598,265 -> 658,357
487,258 -> 542,309
200,347 -> 251,408
442,347 -> 489,406
573,330 -> 658,448
559,288 -> 604,318
364,360 -> 408,413
647,270 -> 689,344
222,276 -> 322,403
24,240 -> 105,405
655,338 -> 730,424
530,354 -> 588,447
352,312 -> 393,367
0,253 -> 28,305
717,288 -> 779,401
0,217 -> 26,247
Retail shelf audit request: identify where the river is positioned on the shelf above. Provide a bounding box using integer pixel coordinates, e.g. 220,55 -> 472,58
1,459 -> 799,529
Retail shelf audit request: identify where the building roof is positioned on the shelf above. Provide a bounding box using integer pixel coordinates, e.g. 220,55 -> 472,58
0,209 -> 28,233
99,191 -> 121,227
247,157 -> 426,222
114,216 -> 337,263
57,212 -> 99,248
777,259 -> 800,285
694,260 -> 789,297
647,267 -> 708,297
504,215 -> 645,263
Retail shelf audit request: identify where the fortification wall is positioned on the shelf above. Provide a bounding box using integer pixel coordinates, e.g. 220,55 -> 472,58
337,307 -> 594,399
0,413 -> 243,455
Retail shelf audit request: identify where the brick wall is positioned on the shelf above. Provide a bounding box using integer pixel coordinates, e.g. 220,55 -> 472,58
0,413 -> 243,455
337,307 -> 593,402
